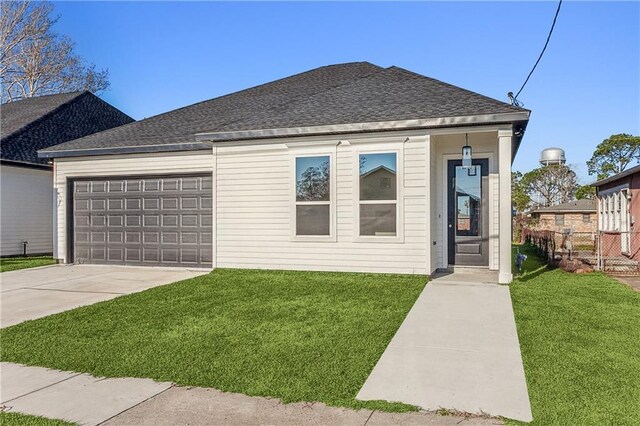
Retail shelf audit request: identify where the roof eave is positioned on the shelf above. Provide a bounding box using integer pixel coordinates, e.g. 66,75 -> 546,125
0,158 -> 52,170
38,111 -> 530,159
592,165 -> 640,187
194,111 -> 531,143
532,209 -> 596,214
38,142 -> 213,159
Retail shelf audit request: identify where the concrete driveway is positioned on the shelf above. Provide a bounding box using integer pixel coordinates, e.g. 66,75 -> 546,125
1,264 -> 208,327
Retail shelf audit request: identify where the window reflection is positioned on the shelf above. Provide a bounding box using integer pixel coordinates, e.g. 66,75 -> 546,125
359,152 -> 397,236
359,153 -> 397,201
455,165 -> 480,236
296,156 -> 330,202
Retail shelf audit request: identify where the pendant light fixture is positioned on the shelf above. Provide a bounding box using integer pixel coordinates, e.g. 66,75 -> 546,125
462,133 -> 472,168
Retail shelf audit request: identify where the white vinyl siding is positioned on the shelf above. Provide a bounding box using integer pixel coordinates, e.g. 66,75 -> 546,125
489,173 -> 500,270
51,128 -> 507,275
53,151 -> 213,262
0,165 -> 53,256
215,134 -> 427,274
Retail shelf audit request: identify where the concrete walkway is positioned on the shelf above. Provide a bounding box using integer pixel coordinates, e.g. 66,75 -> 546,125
357,270 -> 532,422
1,264 -> 207,327
1,362 -> 500,425
0,362 -> 172,425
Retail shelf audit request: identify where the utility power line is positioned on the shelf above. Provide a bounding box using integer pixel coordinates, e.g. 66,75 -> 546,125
509,0 -> 563,106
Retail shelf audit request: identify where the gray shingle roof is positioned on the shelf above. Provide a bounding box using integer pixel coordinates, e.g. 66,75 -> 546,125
1,92 -> 84,138
531,199 -> 597,214
1,91 -> 134,166
592,165 -> 640,187
40,62 -> 529,157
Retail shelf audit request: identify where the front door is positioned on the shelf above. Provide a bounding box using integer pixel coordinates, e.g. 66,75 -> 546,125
447,159 -> 489,266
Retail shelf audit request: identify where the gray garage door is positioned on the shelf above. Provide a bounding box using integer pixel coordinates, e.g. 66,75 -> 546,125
73,175 -> 212,267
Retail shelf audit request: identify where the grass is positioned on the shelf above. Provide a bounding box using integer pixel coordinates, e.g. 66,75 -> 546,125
509,244 -> 640,425
0,412 -> 75,426
0,256 -> 55,273
0,268 -> 426,412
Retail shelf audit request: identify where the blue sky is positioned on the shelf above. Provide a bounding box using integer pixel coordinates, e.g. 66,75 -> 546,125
53,1 -> 639,182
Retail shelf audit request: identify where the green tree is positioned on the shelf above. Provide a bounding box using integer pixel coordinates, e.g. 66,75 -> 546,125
575,184 -> 596,200
587,134 -> 640,180
512,171 -> 531,213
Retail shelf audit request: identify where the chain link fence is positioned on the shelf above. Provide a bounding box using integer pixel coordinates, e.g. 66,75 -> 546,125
522,229 -> 640,275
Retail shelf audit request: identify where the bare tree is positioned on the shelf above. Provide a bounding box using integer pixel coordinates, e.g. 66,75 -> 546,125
296,161 -> 330,201
521,164 -> 578,208
1,1 -> 109,102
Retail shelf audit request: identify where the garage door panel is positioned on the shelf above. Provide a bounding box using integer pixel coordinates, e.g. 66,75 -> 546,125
143,198 -> 160,210
108,248 -> 124,262
91,247 -> 106,261
162,232 -> 179,244
144,179 -> 161,192
91,182 -> 107,192
143,232 -> 159,244
73,175 -> 212,267
162,179 -> 179,191
143,214 -> 160,227
91,199 -> 106,210
126,198 -> 142,210
109,181 -> 125,192
75,199 -> 90,211
108,232 -> 123,243
126,248 -> 141,262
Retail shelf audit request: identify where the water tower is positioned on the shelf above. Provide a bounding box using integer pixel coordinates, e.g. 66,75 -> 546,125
540,147 -> 566,166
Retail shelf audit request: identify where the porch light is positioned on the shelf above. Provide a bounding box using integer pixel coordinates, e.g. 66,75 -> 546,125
462,134 -> 472,168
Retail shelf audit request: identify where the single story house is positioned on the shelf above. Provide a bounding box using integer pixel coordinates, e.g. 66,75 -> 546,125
593,165 -> 640,259
39,62 -> 530,283
1,91 -> 134,256
530,199 -> 597,234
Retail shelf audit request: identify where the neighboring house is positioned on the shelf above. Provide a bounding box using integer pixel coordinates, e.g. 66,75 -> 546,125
593,165 -> 640,259
530,200 -> 597,234
39,62 -> 530,283
1,92 -> 133,256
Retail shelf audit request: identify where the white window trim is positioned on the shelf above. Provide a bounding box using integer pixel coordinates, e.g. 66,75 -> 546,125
290,150 -> 336,242
353,147 -> 404,243
440,151 -> 496,269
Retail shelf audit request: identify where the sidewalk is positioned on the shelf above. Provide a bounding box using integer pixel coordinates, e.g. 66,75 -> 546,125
357,270 -> 533,422
1,362 -> 499,425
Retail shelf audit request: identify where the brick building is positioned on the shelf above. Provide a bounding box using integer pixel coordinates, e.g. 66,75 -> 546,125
530,199 -> 597,234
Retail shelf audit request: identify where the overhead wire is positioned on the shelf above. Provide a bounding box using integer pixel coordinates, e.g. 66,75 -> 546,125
509,0 -> 563,106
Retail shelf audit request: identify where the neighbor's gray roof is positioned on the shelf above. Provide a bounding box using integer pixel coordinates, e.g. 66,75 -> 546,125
1,92 -> 83,138
2,92 -> 133,166
40,62 -> 529,158
531,199 -> 597,214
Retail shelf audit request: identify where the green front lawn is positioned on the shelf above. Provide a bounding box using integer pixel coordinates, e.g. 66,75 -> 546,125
0,256 -> 55,273
510,244 -> 640,425
0,269 -> 426,412
0,412 -> 75,426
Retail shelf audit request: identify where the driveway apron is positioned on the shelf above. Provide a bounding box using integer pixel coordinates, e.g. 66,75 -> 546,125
1,264 -> 208,327
357,271 -> 533,422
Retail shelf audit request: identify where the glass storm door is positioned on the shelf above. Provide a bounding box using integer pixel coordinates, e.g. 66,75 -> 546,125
447,159 -> 489,266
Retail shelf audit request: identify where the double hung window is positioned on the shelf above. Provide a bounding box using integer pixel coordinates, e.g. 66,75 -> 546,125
358,152 -> 398,237
295,156 -> 331,236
